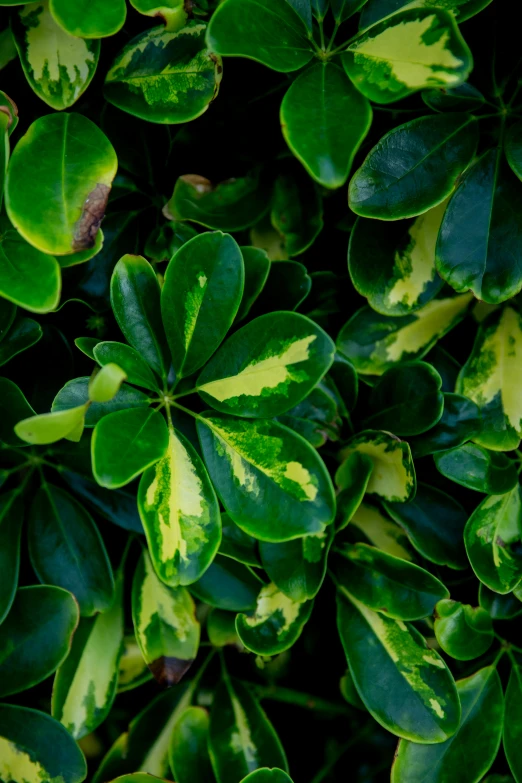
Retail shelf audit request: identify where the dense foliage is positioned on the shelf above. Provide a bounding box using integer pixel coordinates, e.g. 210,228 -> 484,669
2,0 -> 522,781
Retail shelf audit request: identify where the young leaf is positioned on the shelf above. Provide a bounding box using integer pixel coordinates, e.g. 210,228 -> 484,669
348,202 -> 447,316
337,294 -> 472,375
104,23 -> 222,124
94,342 -> 159,391
206,0 -> 314,73
138,426 -> 221,586
89,363 -> 127,404
343,7 -> 472,104
190,554 -> 260,612
6,113 -> 116,256
336,590 -> 460,743
132,550 -> 200,686
392,667 -> 503,783
169,707 -> 215,783
409,393 -> 481,458
15,404 -> 88,445
161,232 -> 244,378
49,0 -> 126,37
0,225 -> 61,312
111,254 -> 170,378
236,582 -> 313,655
464,488 -> 522,594
197,312 -> 335,417
11,1 -> 99,109
280,62 -> 372,189
456,307 -> 522,451
53,377 -> 150,427
434,443 -> 518,494
0,490 -> 22,624
29,483 -> 115,616
0,585 -> 79,697
334,542 -> 448,620
0,704 -> 87,783
208,677 -> 288,783
338,431 -> 416,503
434,599 -> 493,660
197,413 -> 336,541
92,408 -> 169,489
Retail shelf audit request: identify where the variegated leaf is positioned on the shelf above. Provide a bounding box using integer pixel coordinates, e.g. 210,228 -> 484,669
132,550 -> 200,686
197,312 -> 335,418
457,307 -> 522,451
349,503 -> 415,562
197,413 -> 336,542
336,589 -> 460,742
338,431 -> 416,503
236,582 -> 313,655
12,0 -> 99,110
117,634 -> 152,693
138,426 -> 221,587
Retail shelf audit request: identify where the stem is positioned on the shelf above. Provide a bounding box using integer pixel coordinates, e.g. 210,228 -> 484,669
171,399 -> 202,421
172,387 -> 198,400
318,17 -> 326,51
251,684 -> 352,717
326,21 -> 340,53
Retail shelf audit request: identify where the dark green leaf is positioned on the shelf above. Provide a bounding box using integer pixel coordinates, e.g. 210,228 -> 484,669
259,525 -> 333,601
0,490 -> 22,624
190,554 -> 260,611
434,599 -> 493,660
236,247 -> 271,322
409,393 -> 482,458
220,513 -> 261,567
434,443 -> 518,494
169,707 -> 215,783
53,377 -> 150,427
94,342 -> 160,391
0,315 -> 42,366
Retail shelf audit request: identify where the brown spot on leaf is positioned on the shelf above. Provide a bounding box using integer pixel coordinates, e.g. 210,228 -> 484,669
73,183 -> 110,251
149,656 -> 194,687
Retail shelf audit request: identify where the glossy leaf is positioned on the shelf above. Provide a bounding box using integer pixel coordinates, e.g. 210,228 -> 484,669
94,342 -> 159,391
169,707 -> 215,783
422,82 -> 485,112
236,582 -> 313,655
504,665 -> 522,783
347,502 -> 415,562
53,376 -> 150,427
132,550 -> 200,686
207,608 -> 242,648
479,584 -> 522,620
145,220 -> 198,263
0,315 -> 42,366
190,554 -> 260,612
339,430 -> 416,503
162,231 -> 244,378
349,114 -> 476,219
270,168 -> 323,256
280,62 -> 372,189
130,0 -> 187,30
236,247 -> 271,322
92,408 -> 169,489
434,443 -> 518,494
220,513 -> 261,567
0,225 -> 61,312
15,404 -> 88,445
11,1 -> 99,109
464,488 -> 522,594
337,294 -> 472,375
249,260 -> 311,315
49,0 -> 126,37
61,470 -> 143,534
0,585 -> 79,697
118,634 -> 153,693
0,377 -> 35,445
409,393 -> 481,458
506,119 -> 522,181
29,483 -> 114,616
105,23 -> 222,124
336,589 -> 460,742
343,7 -> 472,104
434,599 -> 493,660
277,384 -> 341,447
138,426 -> 221,586
392,667 -> 503,783
197,312 -> 335,418
0,491 -> 22,623
197,413 -> 335,541
360,0 -> 494,26
6,113 -> 116,256
89,363 -> 127,404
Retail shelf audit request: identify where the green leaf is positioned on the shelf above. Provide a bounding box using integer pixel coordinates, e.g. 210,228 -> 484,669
434,599 -> 493,660
49,0 -> 126,37
259,526 -> 334,601
53,376 -> 150,427
92,408 -> 169,489
29,483 -> 115,616
349,502 -> 416,562
15,404 -> 88,445
240,772 -> 292,783
422,82 -> 485,112
278,385 -> 341,448
61,470 -> 143,534
336,590 -> 460,743
104,23 -> 222,124
190,554 -> 260,612
280,62 -> 372,189
343,7 -> 473,104
339,430 -> 416,503
337,294 -> 472,375
340,668 -> 366,711
118,634 -> 153,693
349,114 -> 477,219
0,298 -> 16,342
391,667 -> 503,783
197,312 -> 335,417
504,665 -> 522,783
145,220 -> 198,263
457,307 -> 522,451
0,224 -> 61,312
207,608 -> 242,648
0,315 -> 42,366
89,363 -> 127,404
409,393 -> 482,458
236,247 -> 271,322
348,202 -> 447,316
111,254 -> 170,378
197,413 -> 335,541
132,550 -> 200,686
130,0 -> 187,30
334,542 -> 448,620
479,584 -> 522,620
505,119 -> 522,181
11,0 -> 99,109
434,443 -> 518,494
0,377 -> 35,445
162,231 -> 244,378
464,488 -> 522,594
0,491 -> 22,624
236,583 -> 313,655
0,585 -> 79,697
220,513 -> 261,567
436,150 -> 522,304
249,260 -> 311,314
75,336 -> 100,359
169,707 -> 215,783
208,677 -> 288,783
384,484 -> 468,570
336,452 -> 374,530
331,0 -> 367,22
52,575 -> 124,739
206,0 -> 314,73
138,425 -> 221,586
165,171 -> 269,232
360,0 -> 494,26
94,342 -> 160,391
270,166 -> 323,256
6,113 -> 116,255
364,361 -> 443,436
0,704 -> 87,783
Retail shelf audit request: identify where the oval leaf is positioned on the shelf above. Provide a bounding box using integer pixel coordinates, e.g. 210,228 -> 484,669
434,443 -> 518,494
434,599 -> 493,660
169,707 -> 214,783
236,582 -> 313,655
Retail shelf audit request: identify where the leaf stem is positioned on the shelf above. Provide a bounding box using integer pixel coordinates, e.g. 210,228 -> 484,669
326,21 -> 340,53
251,684 -> 352,717
171,398 -> 203,422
